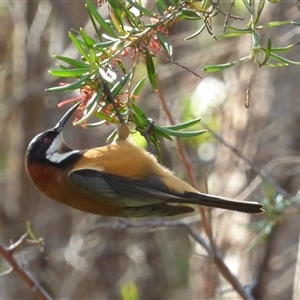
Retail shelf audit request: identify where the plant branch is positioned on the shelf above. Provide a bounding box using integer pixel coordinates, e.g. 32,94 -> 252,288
0,234 -> 52,300
156,77 -> 254,300
203,122 -> 290,198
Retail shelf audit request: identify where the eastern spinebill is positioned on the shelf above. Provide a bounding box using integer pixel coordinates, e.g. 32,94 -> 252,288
25,102 -> 264,217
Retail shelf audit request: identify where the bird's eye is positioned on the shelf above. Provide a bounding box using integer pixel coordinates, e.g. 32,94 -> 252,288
43,137 -> 52,144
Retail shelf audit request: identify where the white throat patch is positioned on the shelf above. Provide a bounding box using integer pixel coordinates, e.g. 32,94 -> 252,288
46,136 -> 79,163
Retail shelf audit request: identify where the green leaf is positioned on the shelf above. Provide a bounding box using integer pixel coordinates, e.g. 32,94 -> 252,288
265,63 -> 289,67
80,28 -> 96,48
86,120 -> 107,127
163,118 -> 202,130
49,68 -> 90,77
131,102 -> 149,127
260,38 -> 271,66
45,75 -> 90,92
117,0 -> 140,29
160,128 -> 207,138
203,56 -> 249,72
69,32 -> 89,61
156,0 -> 167,15
226,25 -> 253,33
106,128 -> 118,143
132,102 -> 147,119
111,71 -> 132,97
86,5 -> 102,41
269,52 -> 300,65
132,76 -> 146,97
94,40 -> 118,49
255,0 -> 265,26
153,125 -> 173,140
252,32 -> 260,47
185,23 -> 205,40
156,32 -> 173,57
116,59 -> 127,75
257,20 -> 292,29
86,0 -> 117,37
107,0 -> 125,32
145,53 -> 157,90
261,44 -> 293,53
180,8 -> 203,19
217,31 -> 249,38
241,0 -> 253,14
26,221 -> 38,241
127,0 -> 153,17
53,56 -> 89,68
291,21 -> 300,26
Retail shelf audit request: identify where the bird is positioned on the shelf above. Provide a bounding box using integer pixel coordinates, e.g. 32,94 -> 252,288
25,102 -> 264,217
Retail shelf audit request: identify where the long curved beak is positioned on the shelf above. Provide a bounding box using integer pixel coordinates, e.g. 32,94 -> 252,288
54,101 -> 82,132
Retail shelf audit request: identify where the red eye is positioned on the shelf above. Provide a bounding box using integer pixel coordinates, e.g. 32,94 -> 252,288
43,137 -> 52,144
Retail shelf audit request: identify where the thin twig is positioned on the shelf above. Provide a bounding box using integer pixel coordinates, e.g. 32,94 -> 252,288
0,235 -> 52,300
92,217 -> 211,255
92,217 -> 255,298
238,156 -> 300,200
203,122 -> 290,198
156,76 -> 254,300
102,82 -> 125,124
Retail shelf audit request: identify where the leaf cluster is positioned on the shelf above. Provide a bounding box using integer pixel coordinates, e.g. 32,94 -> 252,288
47,0 -> 299,155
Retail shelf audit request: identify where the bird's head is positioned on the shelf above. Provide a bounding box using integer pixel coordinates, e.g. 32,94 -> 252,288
25,102 -> 81,167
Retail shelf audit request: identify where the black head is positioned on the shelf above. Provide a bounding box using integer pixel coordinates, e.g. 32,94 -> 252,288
25,102 -> 81,167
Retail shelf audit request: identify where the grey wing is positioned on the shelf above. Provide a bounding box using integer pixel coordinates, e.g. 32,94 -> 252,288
68,169 -> 194,217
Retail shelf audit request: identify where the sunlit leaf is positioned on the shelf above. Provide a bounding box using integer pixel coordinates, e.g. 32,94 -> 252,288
269,52 -> 300,65
261,44 -> 293,53
46,75 -> 90,92
107,0 -> 125,33
80,28 -> 96,48
86,120 -> 107,127
156,32 -> 173,57
117,0 -> 140,29
156,0 -> 167,15
49,68 -> 90,77
226,25 -> 253,33
203,56 -> 249,72
94,40 -> 117,49
252,32 -> 260,47
257,20 -> 292,29
86,0 -> 117,37
217,31 -> 249,38
69,32 -> 89,61
127,0 -> 153,17
131,77 -> 146,97
111,71 -> 132,97
53,56 -> 89,68
185,23 -> 205,40
105,129 -> 118,143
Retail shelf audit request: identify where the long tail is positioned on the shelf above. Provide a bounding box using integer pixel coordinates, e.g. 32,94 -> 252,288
172,192 -> 264,214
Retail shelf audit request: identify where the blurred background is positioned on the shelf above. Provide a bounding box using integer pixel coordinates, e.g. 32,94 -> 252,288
1,1 -> 300,299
